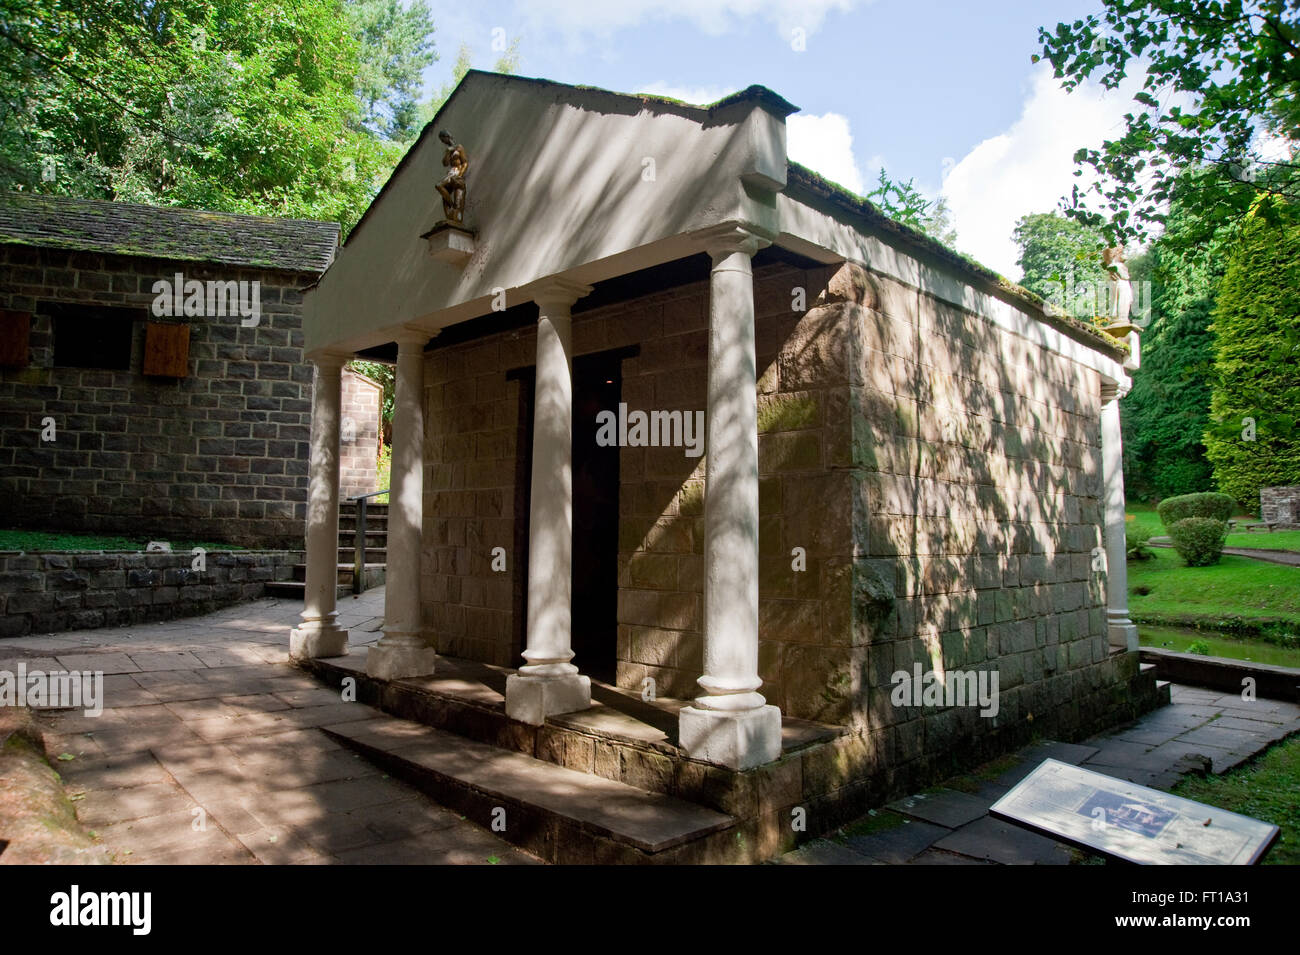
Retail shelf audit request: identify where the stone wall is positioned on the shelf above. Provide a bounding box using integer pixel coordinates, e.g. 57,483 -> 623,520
416,257 -> 1145,788
0,244 -> 317,547
339,368 -> 382,500
0,550 -> 302,638
1260,486 -> 1300,524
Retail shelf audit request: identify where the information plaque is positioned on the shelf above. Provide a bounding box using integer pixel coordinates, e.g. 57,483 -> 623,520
989,758 -> 1279,865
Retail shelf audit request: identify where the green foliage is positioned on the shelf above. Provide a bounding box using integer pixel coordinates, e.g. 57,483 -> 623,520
1203,201 -> 1300,508
1126,525 -> 1154,561
1157,492 -> 1236,526
1168,516 -> 1229,566
1185,639 -> 1212,655
348,0 -> 437,142
1122,170 -> 1233,500
1035,0 -> 1300,249
0,0 -> 450,233
865,168 -> 958,247
1011,211 -> 1109,310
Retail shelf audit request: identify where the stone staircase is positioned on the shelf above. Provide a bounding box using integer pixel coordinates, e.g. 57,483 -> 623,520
287,643 -> 1173,865
265,500 -> 388,599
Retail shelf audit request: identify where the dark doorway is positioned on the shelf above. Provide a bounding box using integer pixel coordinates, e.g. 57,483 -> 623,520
509,347 -> 632,682
570,351 -> 623,683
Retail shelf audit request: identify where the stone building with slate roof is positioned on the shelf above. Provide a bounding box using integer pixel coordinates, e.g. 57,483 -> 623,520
0,192 -> 356,547
290,68 -> 1160,831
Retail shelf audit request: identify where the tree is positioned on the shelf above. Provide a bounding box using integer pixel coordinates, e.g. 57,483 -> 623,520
1012,211 -> 1110,311
1035,0 -> 1300,250
866,168 -> 958,247
348,0 -> 438,142
1122,170 -> 1229,499
1203,198 -> 1300,509
0,0 -> 433,232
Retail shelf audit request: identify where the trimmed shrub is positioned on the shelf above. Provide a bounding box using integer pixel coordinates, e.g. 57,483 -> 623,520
1157,492 -> 1235,527
1168,517 -> 1229,566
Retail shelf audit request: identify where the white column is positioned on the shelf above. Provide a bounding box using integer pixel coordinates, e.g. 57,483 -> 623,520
678,224 -> 782,771
290,352 -> 349,659
1101,382 -> 1139,652
505,278 -> 593,725
367,327 -> 438,679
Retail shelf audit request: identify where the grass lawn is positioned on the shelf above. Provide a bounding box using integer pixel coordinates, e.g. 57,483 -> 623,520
1223,529 -> 1300,553
0,529 -> 243,552
1139,624 -> 1300,668
1125,502 -> 1164,540
1173,735 -> 1300,865
1128,548 -> 1300,634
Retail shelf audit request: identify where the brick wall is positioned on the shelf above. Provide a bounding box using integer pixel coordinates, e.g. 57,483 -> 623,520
0,244 -> 318,547
339,368 -> 382,500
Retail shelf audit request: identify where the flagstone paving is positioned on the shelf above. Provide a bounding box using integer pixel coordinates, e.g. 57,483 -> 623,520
2,589 -> 537,865
778,687 -> 1300,865
6,592 -> 1298,866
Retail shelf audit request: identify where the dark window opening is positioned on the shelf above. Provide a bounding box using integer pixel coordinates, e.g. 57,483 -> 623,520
45,302 -> 139,370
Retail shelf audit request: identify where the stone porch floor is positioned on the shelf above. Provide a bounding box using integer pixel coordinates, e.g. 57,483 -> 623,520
3,589 -> 1297,865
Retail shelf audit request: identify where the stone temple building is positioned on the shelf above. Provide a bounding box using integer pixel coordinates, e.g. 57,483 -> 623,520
0,194 -> 380,546
292,71 -> 1156,848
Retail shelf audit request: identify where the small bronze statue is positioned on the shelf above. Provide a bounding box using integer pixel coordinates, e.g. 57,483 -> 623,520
435,130 -> 469,224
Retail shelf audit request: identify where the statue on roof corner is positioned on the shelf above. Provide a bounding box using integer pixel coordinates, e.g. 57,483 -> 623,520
1102,246 -> 1133,326
436,130 -> 469,225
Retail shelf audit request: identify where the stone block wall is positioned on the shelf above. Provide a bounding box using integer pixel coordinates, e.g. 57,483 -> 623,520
339,368 -> 382,500
416,256 -> 1143,788
0,549 -> 302,638
0,244 -> 318,547
1260,486 -> 1300,524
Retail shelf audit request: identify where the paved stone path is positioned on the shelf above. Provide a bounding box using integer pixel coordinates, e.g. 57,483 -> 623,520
1150,540 -> 1300,567
7,592 -> 1298,866
1,589 -> 538,865
779,684 -> 1300,865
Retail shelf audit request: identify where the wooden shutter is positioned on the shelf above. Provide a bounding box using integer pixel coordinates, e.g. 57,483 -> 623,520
0,309 -> 30,367
143,322 -> 190,377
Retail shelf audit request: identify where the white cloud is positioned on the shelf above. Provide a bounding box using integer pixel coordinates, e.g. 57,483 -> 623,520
635,82 -> 737,106
941,65 -> 1144,278
514,0 -> 864,47
638,84 -> 865,194
787,113 -> 865,194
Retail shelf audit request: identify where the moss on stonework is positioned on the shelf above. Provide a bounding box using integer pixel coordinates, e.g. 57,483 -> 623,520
758,394 -> 819,434
676,482 -> 705,516
834,809 -> 907,841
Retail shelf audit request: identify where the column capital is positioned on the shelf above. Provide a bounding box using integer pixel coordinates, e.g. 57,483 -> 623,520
692,222 -> 775,263
1100,378 -> 1129,403
529,277 -> 593,314
392,325 -> 433,349
306,350 -> 349,370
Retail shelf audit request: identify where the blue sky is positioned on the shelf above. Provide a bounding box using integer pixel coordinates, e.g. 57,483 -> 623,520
419,0 -> 1141,277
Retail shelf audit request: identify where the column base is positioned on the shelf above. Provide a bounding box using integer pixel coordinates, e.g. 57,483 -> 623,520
505,672 -> 591,726
1108,618 -> 1140,653
366,634 -> 437,680
289,623 -> 349,660
679,704 -> 782,771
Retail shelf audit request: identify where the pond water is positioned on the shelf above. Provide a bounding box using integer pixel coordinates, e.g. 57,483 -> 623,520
1139,624 -> 1300,669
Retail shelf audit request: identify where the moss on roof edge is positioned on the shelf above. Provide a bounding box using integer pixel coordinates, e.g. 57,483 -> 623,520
785,163 -> 1130,361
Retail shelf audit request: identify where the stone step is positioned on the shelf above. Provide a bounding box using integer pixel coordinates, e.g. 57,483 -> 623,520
290,562 -> 386,583
335,547 -> 388,562
337,530 -> 389,545
265,580 -> 349,599
322,714 -> 736,863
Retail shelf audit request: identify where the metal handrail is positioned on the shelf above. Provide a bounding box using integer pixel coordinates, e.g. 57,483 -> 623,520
348,488 -> 389,594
